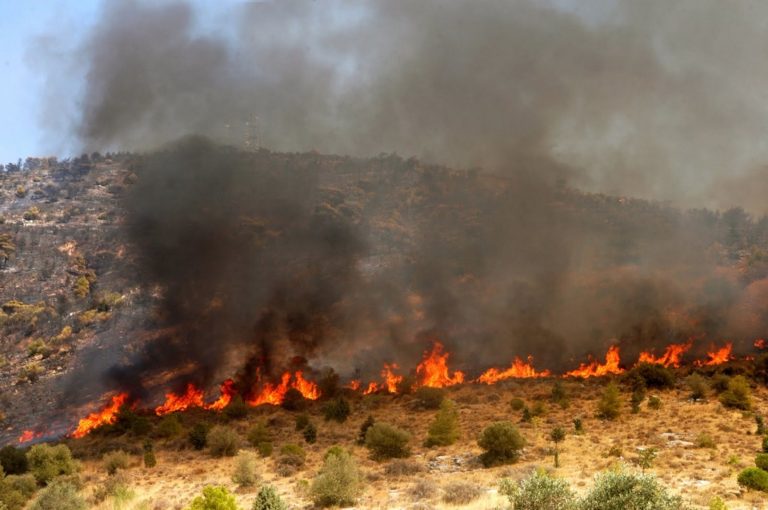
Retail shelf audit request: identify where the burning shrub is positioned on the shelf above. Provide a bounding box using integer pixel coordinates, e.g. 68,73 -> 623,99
625,363 -> 675,390
154,415 -> 183,438
26,444 -> 77,485
596,382 -> 621,420
281,388 -> 307,411
737,467 -> 768,492
580,467 -> 685,509
246,422 -> 272,447
187,486 -> 238,510
322,396 -> 351,423
207,426 -> 240,457
0,447 -> 28,475
232,452 -> 259,488
357,415 -> 375,445
755,453 -> 768,471
188,422 -> 210,450
685,373 -> 708,400
252,485 -> 287,510
425,398 -> 460,447
310,448 -> 363,507
223,395 -> 249,420
102,450 -> 130,475
441,481 -> 482,505
365,423 -> 411,460
29,481 -> 86,510
303,422 -> 317,444
414,387 -> 446,410
719,375 -> 752,410
478,421 -> 526,467
500,469 -> 575,510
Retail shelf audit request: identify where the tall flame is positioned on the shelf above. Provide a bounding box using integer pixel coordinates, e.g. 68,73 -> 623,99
695,342 -> 733,366
637,341 -> 692,368
206,378 -> 237,411
155,383 -> 205,416
246,371 -> 320,406
477,355 -> 551,384
416,341 -> 465,388
71,392 -> 130,438
564,345 -> 623,378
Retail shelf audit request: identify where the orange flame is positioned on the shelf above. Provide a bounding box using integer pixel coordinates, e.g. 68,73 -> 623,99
345,379 -> 361,391
755,338 -> 767,350
362,382 -> 379,395
477,355 -> 551,384
382,363 -> 404,393
246,371 -> 320,406
18,430 -> 42,443
565,345 -> 623,378
695,342 -> 733,366
155,383 -> 205,416
206,379 -> 237,411
637,341 -> 692,368
71,392 -> 130,438
415,342 -> 465,388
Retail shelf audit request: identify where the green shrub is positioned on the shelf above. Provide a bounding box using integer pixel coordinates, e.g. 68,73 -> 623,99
625,363 -> 675,389
189,422 -> 210,450
756,453 -> 768,471
501,469 -> 575,510
281,388 -> 307,411
441,481 -> 482,505
686,373 -> 708,400
551,381 -> 569,408
26,444 -> 77,485
510,398 -> 526,411
257,442 -> 273,458
365,423 -> 411,460
414,387 -> 446,409
737,467 -> 768,492
252,485 -> 287,510
317,368 -> 340,399
763,435 -> 768,453
223,395 -> 249,420
295,413 -> 310,431
597,382 -> 621,420
708,496 -> 728,510
207,426 -> 240,457
425,399 -> 460,447
154,415 -> 183,438
573,418 -> 584,434
246,422 -> 272,447
187,485 -> 239,510
232,452 -> 259,488
322,397 -> 351,422
579,467 -> 685,509
531,401 -> 547,417
303,422 -> 317,444
0,447 -> 28,475
630,387 -> 645,414
710,374 -> 731,394
29,481 -> 85,510
102,450 -> 130,475
719,375 -> 752,410
647,395 -> 662,410
310,449 -> 363,507
278,444 -> 306,468
696,434 -> 716,449
357,415 -> 375,445
477,421 -> 525,467
4,474 -> 36,499
0,477 -> 27,510
550,427 -> 566,468
143,449 -> 156,468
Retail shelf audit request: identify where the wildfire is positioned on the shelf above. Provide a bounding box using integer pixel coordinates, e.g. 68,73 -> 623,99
416,341 -> 465,388
477,356 -> 551,383
155,383 -> 205,415
344,380 -> 361,391
18,430 -> 42,443
637,341 -> 692,368
565,345 -> 623,378
360,363 -> 405,394
246,371 -> 320,406
695,342 -> 733,366
71,392 -> 130,438
363,382 -> 379,395
206,379 -> 237,411
755,338 -> 767,350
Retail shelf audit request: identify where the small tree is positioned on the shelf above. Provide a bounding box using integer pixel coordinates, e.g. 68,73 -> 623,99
550,427 -> 566,468
478,421 -> 526,467
737,467 -> 768,492
550,381 -> 569,408
187,486 -> 239,510
719,375 -> 752,410
310,449 -> 363,507
630,387 -> 645,414
636,447 -> 657,473
303,422 -> 317,444
597,382 -> 621,420
364,423 -> 411,460
252,485 -> 287,510
573,418 -> 584,434
500,469 -> 575,510
425,399 -> 460,447
232,452 -> 259,488
26,444 -> 77,485
142,441 -> 156,468
580,467 -> 685,510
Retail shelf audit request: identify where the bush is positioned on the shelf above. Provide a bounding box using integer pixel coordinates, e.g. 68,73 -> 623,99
26,444 -> 77,485
232,452 -> 259,488
756,453 -> 768,471
189,422 -> 210,450
357,415 -> 375,445
257,442 -> 273,458
708,496 -> 728,510
441,482 -> 482,505
0,447 -> 28,475
4,474 -> 36,499
630,387 -> 645,414
278,444 -> 306,469
252,485 -> 287,510
719,375 -> 752,410
383,459 -> 424,478
303,422 -> 317,444
579,467 -> 685,509
737,467 -> 768,492
187,486 -> 239,510
310,449 -> 363,507
686,373 -> 708,400
510,398 -> 526,411
223,395 -> 249,420
281,388 -> 307,411
322,397 -> 351,422
317,368 -> 340,399
30,481 -> 85,510
696,434 -> 716,449
501,469 -> 575,510
710,374 -> 731,394
573,418 -> 584,434
365,423 -> 411,460
154,415 -> 183,438
207,426 -> 240,457
625,363 -> 675,389
425,399 -> 460,447
0,478 -> 27,510
414,387 -> 446,409
597,382 -> 621,420
246,422 -> 272,447
143,449 -> 156,468
295,413 -> 310,431
551,381 -> 569,408
103,450 -> 130,475
647,395 -> 662,410
763,435 -> 768,453
477,421 -> 525,467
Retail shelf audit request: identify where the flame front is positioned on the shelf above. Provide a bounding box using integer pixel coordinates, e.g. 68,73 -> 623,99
477,356 -> 551,384
246,371 -> 320,406
155,383 -> 206,415
206,379 -> 236,411
18,430 -> 42,443
565,345 -> 623,378
416,341 -> 465,388
637,341 -> 692,368
695,342 -> 733,366
71,392 -> 129,438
